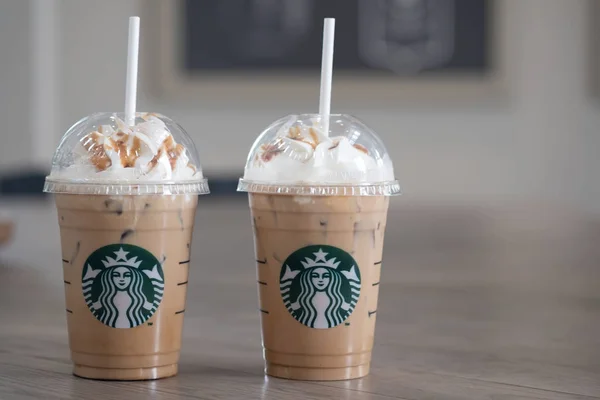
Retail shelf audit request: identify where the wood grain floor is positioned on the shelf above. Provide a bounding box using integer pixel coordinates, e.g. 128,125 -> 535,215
0,199 -> 599,399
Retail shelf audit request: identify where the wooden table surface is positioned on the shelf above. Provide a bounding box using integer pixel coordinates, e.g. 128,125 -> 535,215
1,199 -> 599,399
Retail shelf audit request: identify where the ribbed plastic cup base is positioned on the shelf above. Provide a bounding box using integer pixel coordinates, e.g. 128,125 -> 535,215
266,362 -> 370,381
73,363 -> 178,381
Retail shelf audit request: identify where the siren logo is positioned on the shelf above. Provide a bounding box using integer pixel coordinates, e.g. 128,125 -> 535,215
280,245 -> 361,329
82,244 -> 164,328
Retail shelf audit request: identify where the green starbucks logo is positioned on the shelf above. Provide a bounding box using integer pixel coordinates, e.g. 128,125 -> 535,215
280,245 -> 361,329
82,244 -> 164,329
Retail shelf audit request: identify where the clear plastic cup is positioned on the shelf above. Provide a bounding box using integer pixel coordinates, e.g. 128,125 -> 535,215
44,112 -> 208,380
238,114 -> 400,380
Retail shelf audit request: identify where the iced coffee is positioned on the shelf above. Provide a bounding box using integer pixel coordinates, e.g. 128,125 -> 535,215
238,114 -> 400,380
44,112 -> 209,380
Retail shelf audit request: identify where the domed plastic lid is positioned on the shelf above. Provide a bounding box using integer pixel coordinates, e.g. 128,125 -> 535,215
238,114 -> 401,196
44,112 -> 209,195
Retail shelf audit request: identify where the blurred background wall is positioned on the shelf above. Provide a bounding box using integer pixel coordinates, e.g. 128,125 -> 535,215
0,0 -> 598,211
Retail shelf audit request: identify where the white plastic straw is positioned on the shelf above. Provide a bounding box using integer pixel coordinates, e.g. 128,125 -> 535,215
319,18 -> 335,137
124,16 -> 140,127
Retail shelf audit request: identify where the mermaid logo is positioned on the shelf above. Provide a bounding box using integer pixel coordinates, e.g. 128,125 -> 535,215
81,244 -> 164,329
280,245 -> 361,329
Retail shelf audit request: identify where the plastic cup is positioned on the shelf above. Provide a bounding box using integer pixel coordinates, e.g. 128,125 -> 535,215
238,114 -> 400,380
44,112 -> 209,380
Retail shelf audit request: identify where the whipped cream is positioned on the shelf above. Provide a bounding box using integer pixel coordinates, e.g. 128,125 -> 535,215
243,119 -> 394,184
53,113 -> 202,182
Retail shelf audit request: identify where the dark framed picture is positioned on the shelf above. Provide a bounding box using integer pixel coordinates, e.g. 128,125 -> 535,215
149,0 -> 511,106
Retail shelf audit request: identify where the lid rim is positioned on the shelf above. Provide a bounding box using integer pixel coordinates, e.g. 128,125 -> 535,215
44,176 -> 208,185
43,178 -> 210,195
237,179 -> 401,196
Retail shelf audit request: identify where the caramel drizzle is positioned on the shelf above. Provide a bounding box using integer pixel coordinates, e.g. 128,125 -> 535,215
288,126 -> 302,140
141,112 -> 160,121
353,144 -> 369,154
260,143 -> 283,162
83,125 -> 195,174
308,128 -> 320,146
284,126 -> 319,150
81,132 -> 111,171
328,140 -> 340,150
168,144 -> 185,170
147,148 -> 164,172
259,126 -> 370,164
147,136 -> 186,173
107,133 -> 142,168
